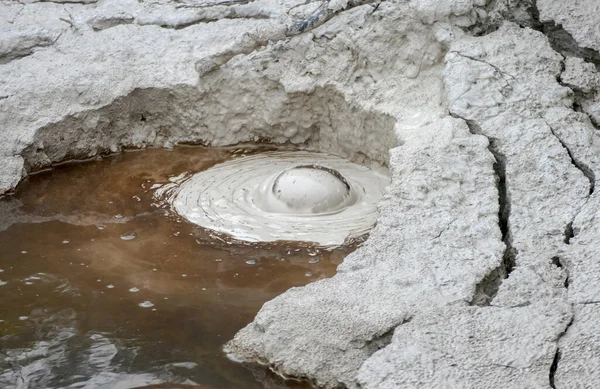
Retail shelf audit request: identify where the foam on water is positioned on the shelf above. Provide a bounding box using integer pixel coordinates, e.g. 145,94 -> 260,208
157,151 -> 390,247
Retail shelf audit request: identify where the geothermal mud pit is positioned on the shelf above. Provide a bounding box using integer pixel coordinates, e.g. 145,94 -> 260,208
0,147 -> 380,389
4,0 -> 600,387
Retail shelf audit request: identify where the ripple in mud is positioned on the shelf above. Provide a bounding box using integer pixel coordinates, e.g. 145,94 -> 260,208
0,147 -> 358,389
155,151 -> 389,247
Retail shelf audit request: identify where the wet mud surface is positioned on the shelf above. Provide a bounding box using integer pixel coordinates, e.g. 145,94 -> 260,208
0,147 -> 356,389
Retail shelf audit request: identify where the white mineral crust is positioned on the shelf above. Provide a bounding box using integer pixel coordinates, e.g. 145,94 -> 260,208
2,0 -> 600,387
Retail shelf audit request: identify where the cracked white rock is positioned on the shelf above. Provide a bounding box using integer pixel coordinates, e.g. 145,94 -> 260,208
2,0 -> 600,388
357,302 -> 572,388
537,0 -> 600,52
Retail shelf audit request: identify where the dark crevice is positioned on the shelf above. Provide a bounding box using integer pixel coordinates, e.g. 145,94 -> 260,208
468,0 -> 540,37
549,348 -> 561,389
32,0 -> 97,4
551,256 -> 562,268
91,17 -> 135,32
564,222 -> 574,244
173,0 -> 257,8
551,256 -> 569,288
0,40 -> 54,65
151,13 -> 271,30
287,0 -> 375,35
574,98 -> 600,130
451,114 -> 516,306
545,121 -> 596,195
528,0 -> 600,70
0,51 -> 37,65
351,316 -> 412,354
549,317 -> 573,388
470,0 -> 600,69
557,67 -> 600,130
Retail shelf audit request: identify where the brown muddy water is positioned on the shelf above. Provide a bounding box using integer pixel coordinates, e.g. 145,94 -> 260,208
0,147 -> 357,389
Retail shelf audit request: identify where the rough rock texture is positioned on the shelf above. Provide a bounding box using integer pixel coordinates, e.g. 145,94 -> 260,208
227,115 -> 504,388
561,57 -> 600,127
3,0 -> 600,388
537,0 -> 600,52
357,302 -> 572,388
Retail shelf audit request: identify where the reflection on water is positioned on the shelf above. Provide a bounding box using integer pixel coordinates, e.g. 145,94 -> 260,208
0,147 -> 356,389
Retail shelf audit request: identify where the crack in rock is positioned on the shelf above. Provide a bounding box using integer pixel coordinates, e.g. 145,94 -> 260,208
150,12 -> 271,30
449,51 -> 518,86
0,33 -> 58,65
195,0 -> 376,76
451,115 -> 515,306
528,0 -> 600,70
563,222 -> 575,244
549,317 -> 573,388
24,0 -> 97,4
544,119 -> 595,195
287,0 -> 375,35
173,0 -> 257,8
356,317 -> 412,352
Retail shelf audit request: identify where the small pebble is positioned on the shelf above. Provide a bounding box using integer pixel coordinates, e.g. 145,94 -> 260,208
62,240 -> 69,244
139,301 -> 154,308
309,258 -> 320,264
19,316 -> 28,321
106,284 -> 115,289
305,272 -> 313,277
245,259 -> 257,265
129,287 -> 139,293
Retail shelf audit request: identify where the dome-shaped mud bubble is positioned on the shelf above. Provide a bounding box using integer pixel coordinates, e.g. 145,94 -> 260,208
155,151 -> 391,247
255,164 -> 356,215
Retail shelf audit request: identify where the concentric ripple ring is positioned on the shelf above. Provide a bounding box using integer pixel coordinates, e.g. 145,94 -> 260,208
162,151 -> 390,247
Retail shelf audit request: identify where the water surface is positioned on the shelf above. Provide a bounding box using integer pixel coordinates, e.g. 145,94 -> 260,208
0,147 -> 356,389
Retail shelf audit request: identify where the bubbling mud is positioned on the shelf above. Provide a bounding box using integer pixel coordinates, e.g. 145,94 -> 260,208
157,152 -> 390,247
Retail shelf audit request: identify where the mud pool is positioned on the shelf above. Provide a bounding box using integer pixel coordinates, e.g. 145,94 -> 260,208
0,147 -> 359,389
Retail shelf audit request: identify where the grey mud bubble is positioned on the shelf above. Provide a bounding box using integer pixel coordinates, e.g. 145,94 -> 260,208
157,151 -> 390,247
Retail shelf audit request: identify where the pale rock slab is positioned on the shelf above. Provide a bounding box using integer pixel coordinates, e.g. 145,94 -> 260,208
445,22 -> 589,307
561,57 -> 600,127
537,0 -> 600,52
443,19 -> 600,389
226,114 -> 504,388
357,302 -> 572,388
555,304 -> 600,387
